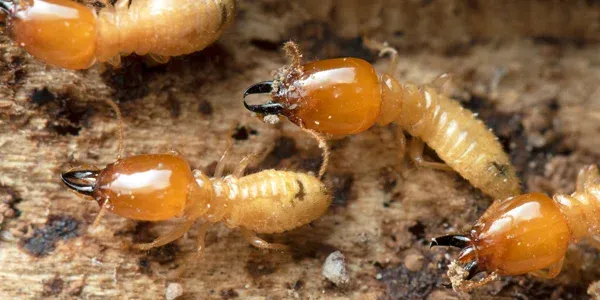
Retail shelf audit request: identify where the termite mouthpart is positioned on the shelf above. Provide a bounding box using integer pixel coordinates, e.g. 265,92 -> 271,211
464,260 -> 481,280
430,234 -> 471,249
61,170 -> 99,196
0,0 -> 14,14
243,81 -> 284,115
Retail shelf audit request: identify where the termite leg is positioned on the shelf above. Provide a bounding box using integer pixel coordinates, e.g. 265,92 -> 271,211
381,47 -> 399,75
576,167 -> 586,193
408,138 -> 454,171
233,154 -> 258,178
114,0 -> 130,11
428,73 -> 455,96
530,258 -> 564,279
587,236 -> 600,251
240,228 -> 289,251
148,53 -> 170,64
579,164 -> 600,193
215,125 -> 244,177
195,222 -> 211,255
363,38 -> 398,75
215,139 -> 233,178
134,220 -> 195,250
106,55 -> 121,68
395,127 -> 407,163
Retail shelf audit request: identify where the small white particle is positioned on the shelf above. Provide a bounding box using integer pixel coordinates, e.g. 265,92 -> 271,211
165,283 -> 183,300
91,257 -> 102,266
322,251 -> 350,286
263,114 -> 280,124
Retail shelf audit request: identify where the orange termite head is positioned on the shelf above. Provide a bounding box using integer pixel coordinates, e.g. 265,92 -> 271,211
4,0 -> 97,69
431,193 -> 571,280
62,154 -> 211,222
243,43 -> 382,135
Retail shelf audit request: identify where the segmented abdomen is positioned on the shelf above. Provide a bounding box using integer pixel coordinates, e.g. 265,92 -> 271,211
224,170 -> 330,234
97,0 -> 235,61
396,84 -> 521,199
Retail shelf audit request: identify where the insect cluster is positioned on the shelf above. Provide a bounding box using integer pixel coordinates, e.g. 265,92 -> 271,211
0,0 -> 235,69
243,41 -> 599,291
2,0 -> 598,296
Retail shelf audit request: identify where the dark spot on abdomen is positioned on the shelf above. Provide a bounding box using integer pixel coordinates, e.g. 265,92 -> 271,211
295,179 -> 306,201
491,161 -> 510,177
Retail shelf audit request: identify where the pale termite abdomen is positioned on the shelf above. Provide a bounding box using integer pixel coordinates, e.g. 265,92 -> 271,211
221,170 -> 330,234
393,83 -> 521,199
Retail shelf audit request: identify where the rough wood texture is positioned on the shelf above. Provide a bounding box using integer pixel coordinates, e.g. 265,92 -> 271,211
2,0 -> 600,299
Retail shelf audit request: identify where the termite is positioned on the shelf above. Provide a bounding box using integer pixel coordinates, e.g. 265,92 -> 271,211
0,0 -> 236,69
242,41 -> 521,199
430,164 -> 600,291
60,100 -> 331,252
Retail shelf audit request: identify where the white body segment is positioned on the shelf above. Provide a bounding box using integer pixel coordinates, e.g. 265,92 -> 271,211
380,75 -> 521,199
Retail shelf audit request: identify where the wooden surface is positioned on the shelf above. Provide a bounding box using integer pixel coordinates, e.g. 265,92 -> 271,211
2,0 -> 600,299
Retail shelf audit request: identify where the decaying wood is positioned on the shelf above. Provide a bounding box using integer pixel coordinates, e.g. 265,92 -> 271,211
2,0 -> 600,299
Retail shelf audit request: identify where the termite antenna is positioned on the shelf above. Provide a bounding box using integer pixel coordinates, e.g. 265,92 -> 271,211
103,99 -> 125,160
283,41 -> 303,68
299,125 -> 330,179
243,81 -> 285,115
430,234 -> 471,248
92,201 -> 109,228
61,170 -> 99,196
